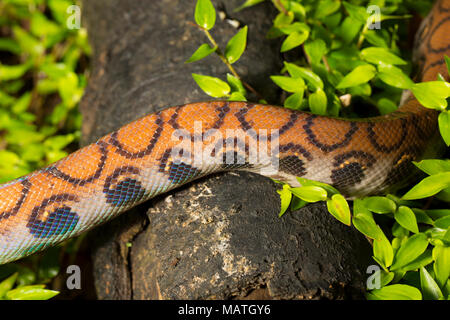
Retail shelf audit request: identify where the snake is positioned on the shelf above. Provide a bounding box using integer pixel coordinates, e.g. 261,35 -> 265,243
0,0 -> 449,265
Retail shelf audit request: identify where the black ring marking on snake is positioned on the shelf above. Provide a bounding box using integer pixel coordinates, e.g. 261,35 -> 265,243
46,141 -> 108,186
0,179 -> 31,222
427,16 -> 450,54
103,166 -> 146,206
109,112 -> 164,159
278,143 -> 313,161
279,155 -> 307,177
27,193 -> 79,239
367,119 -> 407,153
303,115 -> 358,152
330,150 -> 377,189
235,106 -> 299,142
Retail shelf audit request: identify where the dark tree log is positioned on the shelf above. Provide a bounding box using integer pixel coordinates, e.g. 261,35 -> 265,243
80,0 -> 372,300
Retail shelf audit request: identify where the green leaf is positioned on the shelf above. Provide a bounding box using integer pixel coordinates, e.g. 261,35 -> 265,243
433,245 -> 450,288
192,73 -> 230,98
411,208 -> 435,226
284,62 -> 323,90
0,63 -> 30,81
290,196 -> 307,211
392,222 -> 409,238
399,250 -> 433,272
426,209 -> 450,220
435,216 -> 450,229
377,64 -> 414,89
444,228 -> 450,242
364,30 -> 388,48
229,92 -> 247,101
304,39 -> 327,65
445,55 -> 450,75
48,0 -> 74,25
289,186 -> 327,203
5,285 -> 59,300
348,83 -> 371,96
289,2 -> 306,20
0,272 -> 18,299
315,0 -> 341,19
336,64 -> 377,89
30,12 -> 61,38
277,184 -> 292,217
58,72 -> 82,108
296,177 -> 340,196
377,98 -> 398,115
391,233 -> 429,271
342,2 -> 369,24
13,26 -> 44,57
280,30 -> 309,52
234,0 -> 265,12
195,0 -> 216,30
0,38 -> 21,54
11,92 -> 31,114
308,88 -> 327,115
225,26 -> 248,64
402,172 -> 450,200
373,269 -> 395,288
413,159 -> 450,175
271,75 -> 305,93
273,11 -> 294,29
411,81 -> 450,110
420,267 -> 443,300
373,228 -> 394,269
337,17 -> 362,44
284,91 -> 304,110
360,47 -> 407,65
353,214 -> 381,240
326,194 -> 351,226
185,44 -> 217,63
395,206 -> 419,234
227,73 -> 246,95
438,111 -> 450,146
278,22 -> 310,35
353,198 -> 372,216
363,196 -> 396,214
366,284 -> 422,300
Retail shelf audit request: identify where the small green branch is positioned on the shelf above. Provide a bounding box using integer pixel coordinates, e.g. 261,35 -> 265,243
357,24 -> 369,49
189,21 -> 263,100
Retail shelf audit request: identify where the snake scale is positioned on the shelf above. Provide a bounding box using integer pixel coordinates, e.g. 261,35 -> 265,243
0,0 -> 449,265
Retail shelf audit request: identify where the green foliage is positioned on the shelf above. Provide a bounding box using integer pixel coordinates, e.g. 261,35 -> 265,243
225,25 -> 248,64
185,44 -> 217,63
192,73 -> 231,98
189,0 -> 450,300
0,0 -> 89,184
0,0 -> 90,299
0,246 -> 63,300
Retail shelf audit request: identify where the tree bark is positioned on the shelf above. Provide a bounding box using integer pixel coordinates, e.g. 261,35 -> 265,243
80,0 -> 372,300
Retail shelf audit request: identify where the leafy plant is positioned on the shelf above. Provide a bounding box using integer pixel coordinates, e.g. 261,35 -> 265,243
188,0 -> 450,300
0,0 -> 90,299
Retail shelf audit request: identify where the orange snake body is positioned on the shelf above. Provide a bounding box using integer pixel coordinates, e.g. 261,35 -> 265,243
0,0 -> 448,264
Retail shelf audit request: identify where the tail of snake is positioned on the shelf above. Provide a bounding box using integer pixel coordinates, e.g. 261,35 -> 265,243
0,0 -> 449,265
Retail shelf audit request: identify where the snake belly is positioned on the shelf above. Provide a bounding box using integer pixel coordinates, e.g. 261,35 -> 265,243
0,0 -> 449,265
